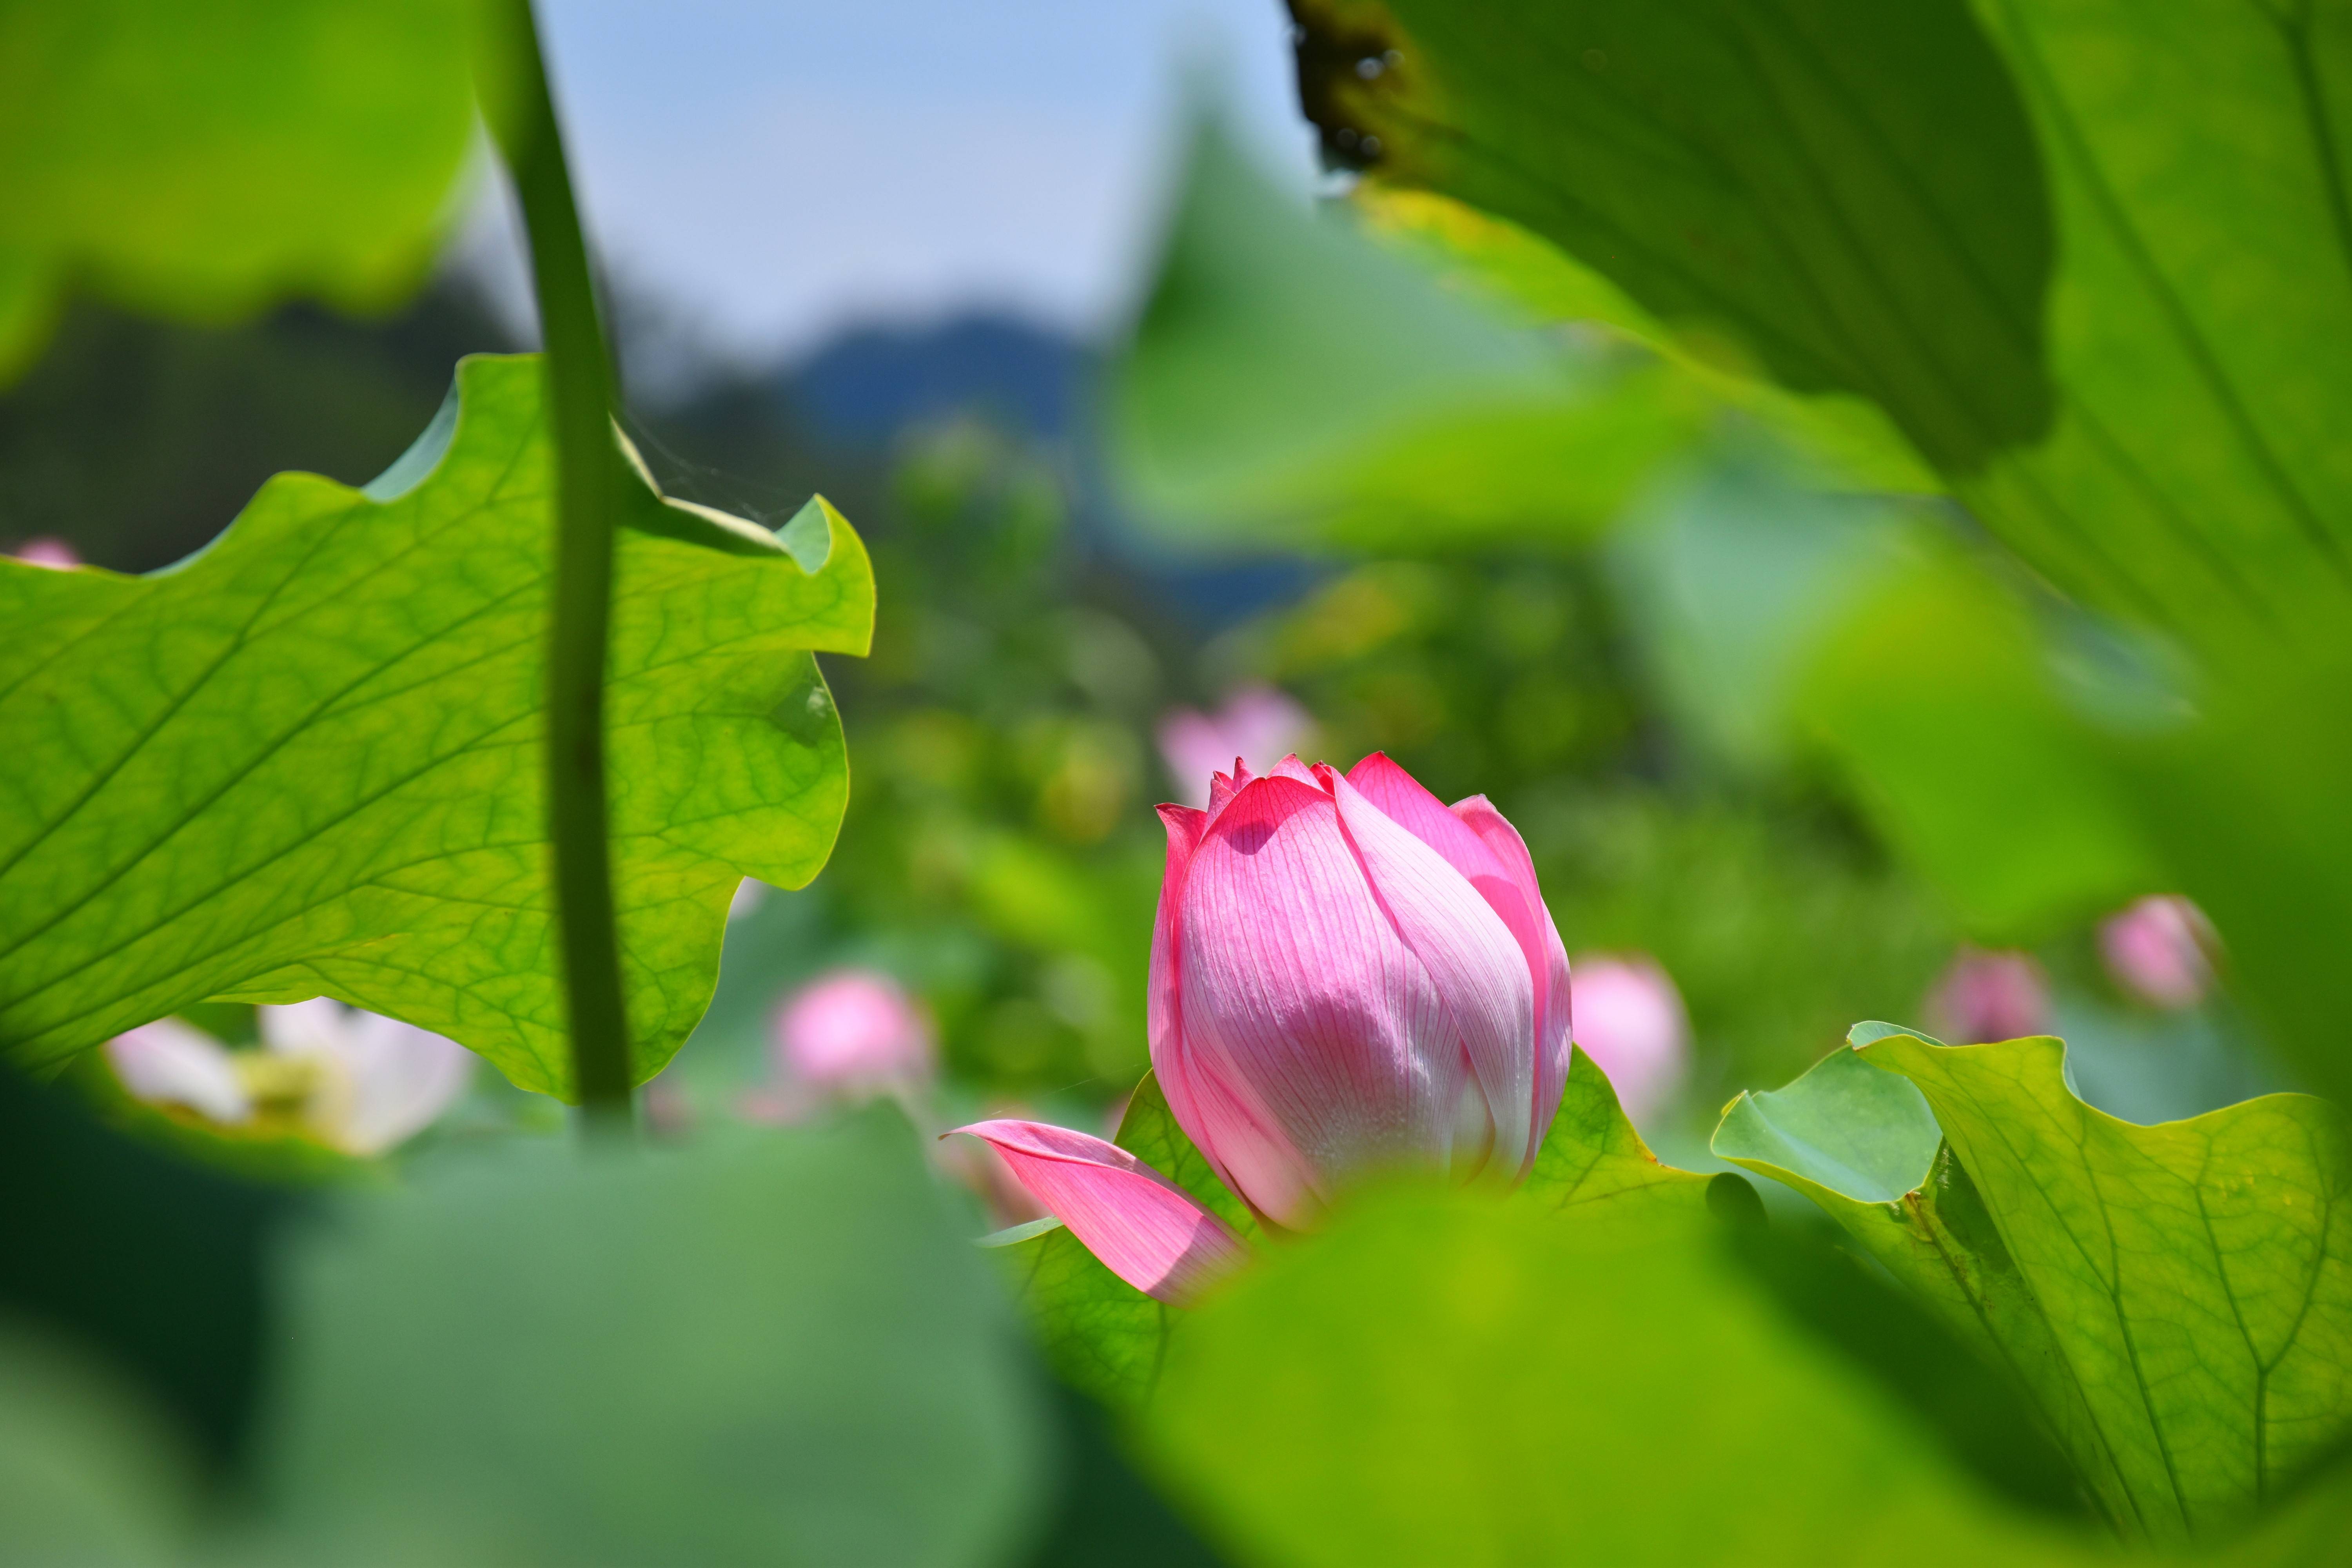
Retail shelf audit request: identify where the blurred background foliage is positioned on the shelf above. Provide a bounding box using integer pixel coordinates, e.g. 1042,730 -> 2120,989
5,259 -> 2274,1152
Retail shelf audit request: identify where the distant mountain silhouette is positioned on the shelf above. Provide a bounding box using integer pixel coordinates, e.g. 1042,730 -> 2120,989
782,312 -> 1318,626
780,314 -> 1089,448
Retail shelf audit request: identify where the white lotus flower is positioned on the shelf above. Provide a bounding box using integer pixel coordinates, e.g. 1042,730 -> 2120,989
105,999 -> 474,1156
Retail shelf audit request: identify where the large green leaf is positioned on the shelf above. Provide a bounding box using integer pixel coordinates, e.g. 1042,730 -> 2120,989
1721,1028 -> 2352,1544
1714,1028 -> 2135,1531
0,0 -> 481,381
1958,0 -> 2352,646
0,353 -> 873,1099
0,1318 -> 194,1568
246,1107 -> 1049,1566
1292,0 -> 2055,478
1302,0 -> 2352,648
1111,118 -> 1700,552
1143,1183 -> 2101,1567
1518,1044 -> 1713,1223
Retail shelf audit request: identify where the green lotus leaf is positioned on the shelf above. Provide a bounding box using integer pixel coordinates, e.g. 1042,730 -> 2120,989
1518,1044 -> 1714,1226
1719,1027 -> 2352,1544
0,0 -> 483,381
0,352 -> 873,1100
1144,1184 -> 2104,1568
252,1106 -> 1048,1566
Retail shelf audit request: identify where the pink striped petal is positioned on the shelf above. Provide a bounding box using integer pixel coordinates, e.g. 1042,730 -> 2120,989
952,1120 -> 1248,1304
1267,753 -> 1325,789
1205,767 -> 1241,822
1178,774 -> 1463,1225
1455,795 -> 1574,1154
1347,756 -> 1557,1119
1323,765 -> 1538,1178
1151,802 -> 1244,1207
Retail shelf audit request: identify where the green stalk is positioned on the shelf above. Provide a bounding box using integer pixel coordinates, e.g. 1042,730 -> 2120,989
486,0 -> 634,1129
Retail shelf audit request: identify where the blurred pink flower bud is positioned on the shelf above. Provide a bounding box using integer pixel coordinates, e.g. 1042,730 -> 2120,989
773,969 -> 935,1092
11,537 -> 79,568
1926,948 -> 2051,1044
955,753 -> 1570,1299
1568,954 -> 1689,1126
2099,895 -> 2216,1009
1155,685 -> 1312,809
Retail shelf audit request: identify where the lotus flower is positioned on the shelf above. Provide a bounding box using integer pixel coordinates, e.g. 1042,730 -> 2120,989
953,753 -> 1571,1303
1567,954 -> 1689,1127
2099,895 -> 2216,1009
1155,686 -> 1313,809
10,536 -> 79,568
773,969 -> 935,1091
1926,947 -> 2051,1045
105,999 -> 473,1155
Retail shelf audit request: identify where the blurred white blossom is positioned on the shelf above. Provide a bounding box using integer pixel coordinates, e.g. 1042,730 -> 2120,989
106,1000 -> 473,1156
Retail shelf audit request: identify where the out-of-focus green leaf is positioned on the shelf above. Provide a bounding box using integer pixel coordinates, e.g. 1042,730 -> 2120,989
985,1072 -> 1253,1410
1615,458 -> 2162,934
249,1108 -> 1049,1567
1145,1185 -> 2101,1567
0,1319 -> 195,1568
0,353 -> 874,1100
1728,1028 -> 2352,1544
1519,1045 -> 1711,1225
1958,0 -> 2352,647
1111,117 -> 1706,551
1292,0 -> 2055,478
2123,650 -> 2352,1111
1308,0 -> 2352,648
0,0 -> 481,382
1354,185 -> 1942,496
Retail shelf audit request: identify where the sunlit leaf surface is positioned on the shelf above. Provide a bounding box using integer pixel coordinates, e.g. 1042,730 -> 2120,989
1518,1044 -> 1712,1223
0,353 -> 873,1099
1721,1028 -> 2352,1543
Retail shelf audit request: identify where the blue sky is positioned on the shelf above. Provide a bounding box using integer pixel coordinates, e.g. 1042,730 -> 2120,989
462,0 -> 1313,365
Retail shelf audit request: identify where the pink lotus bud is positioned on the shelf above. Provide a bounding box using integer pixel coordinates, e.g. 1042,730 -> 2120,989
1567,954 -> 1689,1127
2098,895 -> 2216,1009
1926,947 -> 2051,1044
772,969 -> 935,1092
11,537 -> 79,568
1147,751 -> 1568,1227
1155,686 -> 1313,809
947,753 -> 1570,1298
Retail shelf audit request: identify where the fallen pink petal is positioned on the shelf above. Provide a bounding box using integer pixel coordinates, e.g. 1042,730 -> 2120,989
951,1119 -> 1248,1305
